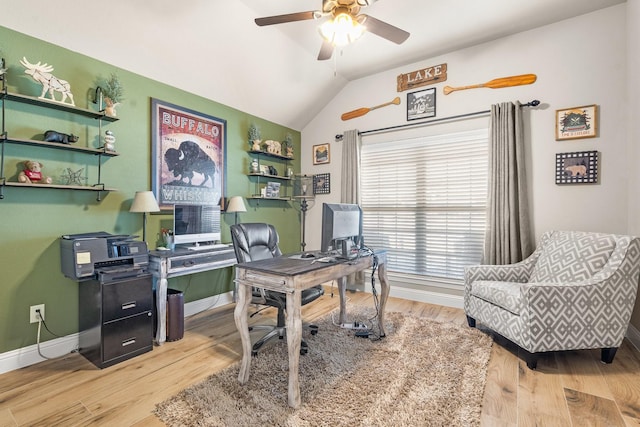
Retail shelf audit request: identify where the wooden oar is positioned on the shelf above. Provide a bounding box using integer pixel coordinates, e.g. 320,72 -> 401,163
443,74 -> 537,95
341,97 -> 401,121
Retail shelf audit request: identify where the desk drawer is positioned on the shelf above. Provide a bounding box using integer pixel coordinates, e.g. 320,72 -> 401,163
102,275 -> 152,322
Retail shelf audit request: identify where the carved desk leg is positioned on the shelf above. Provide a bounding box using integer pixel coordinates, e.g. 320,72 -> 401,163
234,278 -> 253,385
286,288 -> 303,409
338,276 -> 347,324
377,261 -> 390,337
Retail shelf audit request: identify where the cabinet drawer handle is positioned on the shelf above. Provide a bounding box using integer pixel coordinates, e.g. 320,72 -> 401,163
122,302 -> 136,310
122,338 -> 136,347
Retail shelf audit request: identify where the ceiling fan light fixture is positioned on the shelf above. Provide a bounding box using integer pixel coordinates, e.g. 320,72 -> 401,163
319,12 -> 365,46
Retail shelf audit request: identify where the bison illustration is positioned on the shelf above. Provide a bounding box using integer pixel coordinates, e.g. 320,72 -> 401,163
164,140 -> 217,187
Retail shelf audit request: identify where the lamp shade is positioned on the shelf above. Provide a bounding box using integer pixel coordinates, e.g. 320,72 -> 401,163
129,191 -> 160,213
226,196 -> 247,213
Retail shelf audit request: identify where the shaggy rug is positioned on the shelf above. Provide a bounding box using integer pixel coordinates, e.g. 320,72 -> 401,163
154,308 -> 493,427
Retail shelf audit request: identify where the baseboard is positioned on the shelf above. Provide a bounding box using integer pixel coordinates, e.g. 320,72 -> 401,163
183,291 -> 234,317
627,323 -> 640,351
0,291 -> 234,376
361,282 -> 463,309
0,333 -> 80,375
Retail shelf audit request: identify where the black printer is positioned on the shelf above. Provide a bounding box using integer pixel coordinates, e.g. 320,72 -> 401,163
60,232 -> 149,282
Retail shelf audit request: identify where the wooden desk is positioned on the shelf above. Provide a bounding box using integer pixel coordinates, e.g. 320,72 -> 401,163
234,251 -> 388,409
148,245 -> 237,343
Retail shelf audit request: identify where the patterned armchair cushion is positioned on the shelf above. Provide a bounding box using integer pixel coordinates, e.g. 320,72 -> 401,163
469,280 -> 524,315
529,231 -> 617,283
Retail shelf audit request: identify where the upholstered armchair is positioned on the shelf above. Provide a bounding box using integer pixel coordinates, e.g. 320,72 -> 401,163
230,223 -> 324,356
465,230 -> 640,369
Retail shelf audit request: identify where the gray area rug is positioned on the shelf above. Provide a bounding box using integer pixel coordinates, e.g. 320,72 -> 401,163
154,308 -> 493,426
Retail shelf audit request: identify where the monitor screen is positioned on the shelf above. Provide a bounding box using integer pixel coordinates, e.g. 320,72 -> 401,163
321,203 -> 363,258
173,204 -> 221,246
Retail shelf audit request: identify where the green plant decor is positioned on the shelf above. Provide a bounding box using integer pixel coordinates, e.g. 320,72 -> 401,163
248,123 -> 261,150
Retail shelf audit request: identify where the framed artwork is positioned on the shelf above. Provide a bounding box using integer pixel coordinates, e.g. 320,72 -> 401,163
555,150 -> 598,184
407,87 -> 436,121
313,143 -> 330,165
555,105 -> 597,140
313,173 -> 330,194
151,98 -> 227,210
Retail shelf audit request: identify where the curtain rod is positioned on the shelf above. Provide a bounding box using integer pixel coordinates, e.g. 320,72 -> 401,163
335,99 -> 540,140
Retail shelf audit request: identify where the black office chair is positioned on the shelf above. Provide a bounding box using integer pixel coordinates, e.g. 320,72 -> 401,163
230,223 -> 324,355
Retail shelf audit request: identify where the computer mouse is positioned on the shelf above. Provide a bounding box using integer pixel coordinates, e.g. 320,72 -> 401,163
301,252 -> 315,258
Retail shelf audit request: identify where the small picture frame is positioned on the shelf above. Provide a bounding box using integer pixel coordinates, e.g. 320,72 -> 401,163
313,143 -> 330,165
555,105 -> 597,140
259,164 -> 269,175
555,151 -> 598,184
313,173 -> 330,194
407,87 -> 436,121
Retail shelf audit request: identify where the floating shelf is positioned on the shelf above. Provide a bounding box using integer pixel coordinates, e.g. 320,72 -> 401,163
1,90 -> 119,122
1,134 -> 120,156
248,172 -> 291,181
248,150 -> 294,161
3,181 -> 116,192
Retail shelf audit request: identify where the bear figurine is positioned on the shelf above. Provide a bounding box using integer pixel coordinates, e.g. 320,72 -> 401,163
18,160 -> 52,184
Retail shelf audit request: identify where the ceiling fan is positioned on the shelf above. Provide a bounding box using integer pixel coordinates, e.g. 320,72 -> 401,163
254,0 -> 410,61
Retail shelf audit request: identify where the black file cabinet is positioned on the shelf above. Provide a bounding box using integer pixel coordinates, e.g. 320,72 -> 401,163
79,274 -> 154,368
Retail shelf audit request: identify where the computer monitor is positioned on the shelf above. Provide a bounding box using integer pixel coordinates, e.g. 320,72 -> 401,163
173,204 -> 221,248
321,203 -> 363,259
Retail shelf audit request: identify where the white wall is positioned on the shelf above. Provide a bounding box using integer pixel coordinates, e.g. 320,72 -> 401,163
302,4 -> 629,251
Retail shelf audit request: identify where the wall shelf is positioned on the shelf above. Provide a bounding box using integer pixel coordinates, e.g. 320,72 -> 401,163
1,90 -> 119,122
247,150 -> 293,200
0,59 -> 118,201
1,134 -> 120,156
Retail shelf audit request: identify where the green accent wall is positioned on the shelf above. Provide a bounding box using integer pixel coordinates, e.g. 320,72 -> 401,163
0,26 -> 301,354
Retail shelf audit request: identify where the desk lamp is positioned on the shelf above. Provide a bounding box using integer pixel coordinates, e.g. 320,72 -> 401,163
226,196 -> 247,225
129,191 -> 160,242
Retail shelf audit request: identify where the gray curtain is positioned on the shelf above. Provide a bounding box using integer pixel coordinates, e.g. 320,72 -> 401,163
341,129 -> 361,204
483,101 -> 532,265
341,129 -> 364,284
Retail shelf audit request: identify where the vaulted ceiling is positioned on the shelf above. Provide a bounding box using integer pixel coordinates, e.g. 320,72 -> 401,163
0,0 -> 624,130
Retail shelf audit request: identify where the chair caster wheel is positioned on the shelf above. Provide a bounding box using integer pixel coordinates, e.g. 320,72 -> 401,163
310,330 -> 318,335
251,351 -> 258,357
300,348 -> 308,355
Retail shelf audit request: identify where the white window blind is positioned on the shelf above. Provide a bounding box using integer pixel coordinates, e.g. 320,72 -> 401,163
361,128 -> 488,281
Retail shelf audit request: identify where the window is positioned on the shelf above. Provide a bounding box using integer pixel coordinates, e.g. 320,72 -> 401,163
361,128 -> 488,282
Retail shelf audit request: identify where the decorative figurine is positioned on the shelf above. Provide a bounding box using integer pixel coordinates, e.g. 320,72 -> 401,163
18,160 -> 52,184
103,130 -> 116,151
44,130 -> 79,144
60,167 -> 86,186
250,158 -> 259,173
20,57 -> 75,105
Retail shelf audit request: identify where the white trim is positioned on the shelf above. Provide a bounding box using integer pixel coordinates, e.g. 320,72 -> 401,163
0,291 -> 235,375
0,332 -> 80,375
362,280 -> 463,309
183,291 -> 234,317
627,323 -> 640,351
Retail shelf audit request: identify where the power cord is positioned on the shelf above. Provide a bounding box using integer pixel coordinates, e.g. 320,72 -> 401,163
34,309 -> 74,360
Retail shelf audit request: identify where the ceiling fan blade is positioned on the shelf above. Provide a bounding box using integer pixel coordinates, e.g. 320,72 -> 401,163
255,11 -> 318,26
357,0 -> 378,6
318,40 -> 334,61
358,14 -> 410,44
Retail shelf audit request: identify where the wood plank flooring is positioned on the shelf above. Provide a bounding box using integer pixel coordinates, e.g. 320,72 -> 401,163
1,289 -> 639,426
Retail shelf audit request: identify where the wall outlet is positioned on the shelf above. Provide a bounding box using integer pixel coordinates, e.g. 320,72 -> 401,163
30,304 -> 45,323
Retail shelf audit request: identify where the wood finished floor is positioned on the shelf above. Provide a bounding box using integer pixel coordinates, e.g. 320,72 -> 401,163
1,289 -> 640,426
